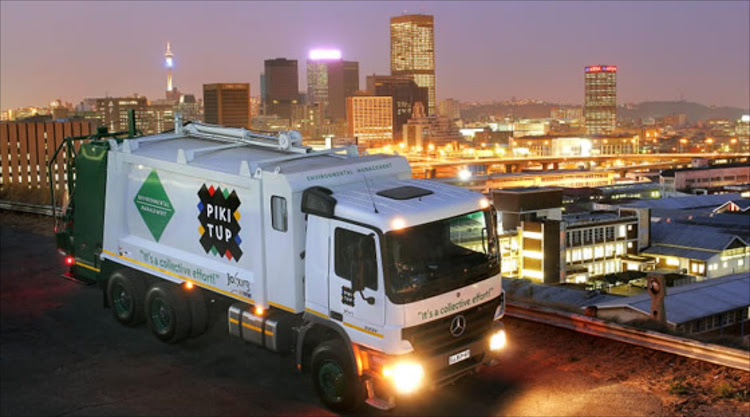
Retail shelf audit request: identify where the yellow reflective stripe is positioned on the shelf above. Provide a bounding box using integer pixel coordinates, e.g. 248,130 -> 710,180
75,261 -> 100,272
343,322 -> 383,339
229,318 -> 239,324
241,321 -> 274,336
269,301 -> 296,313
101,249 -> 255,305
305,307 -> 329,319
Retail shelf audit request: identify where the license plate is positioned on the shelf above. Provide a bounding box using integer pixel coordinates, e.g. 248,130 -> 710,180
448,349 -> 471,365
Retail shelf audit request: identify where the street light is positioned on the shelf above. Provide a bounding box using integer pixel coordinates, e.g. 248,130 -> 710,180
679,138 -> 688,153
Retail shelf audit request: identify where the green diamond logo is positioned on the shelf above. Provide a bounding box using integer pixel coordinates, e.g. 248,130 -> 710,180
134,170 -> 174,242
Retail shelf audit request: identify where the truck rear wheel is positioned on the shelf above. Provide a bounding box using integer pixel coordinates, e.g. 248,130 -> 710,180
145,283 -> 191,344
106,271 -> 146,326
311,341 -> 363,412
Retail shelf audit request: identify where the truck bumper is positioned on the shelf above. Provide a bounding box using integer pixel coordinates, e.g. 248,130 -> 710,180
362,321 -> 506,409
425,320 -> 506,388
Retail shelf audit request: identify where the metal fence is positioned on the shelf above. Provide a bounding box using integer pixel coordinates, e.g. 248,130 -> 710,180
0,120 -> 96,205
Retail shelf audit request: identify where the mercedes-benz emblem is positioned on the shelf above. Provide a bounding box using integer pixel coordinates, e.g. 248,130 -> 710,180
450,315 -> 466,337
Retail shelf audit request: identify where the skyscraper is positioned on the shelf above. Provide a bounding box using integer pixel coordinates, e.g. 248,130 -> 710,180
366,74 -> 428,137
584,65 -> 617,135
264,58 -> 299,120
203,83 -> 250,128
390,14 -> 436,115
306,49 -> 359,121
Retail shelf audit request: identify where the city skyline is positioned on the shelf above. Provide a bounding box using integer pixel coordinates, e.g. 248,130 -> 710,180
1,1 -> 749,110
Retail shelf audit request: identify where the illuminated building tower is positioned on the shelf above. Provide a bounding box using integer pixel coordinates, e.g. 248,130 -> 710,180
306,49 -> 359,121
264,58 -> 299,121
390,14 -> 436,115
203,83 -> 250,128
346,95 -> 393,146
584,65 -> 617,135
164,42 -> 179,101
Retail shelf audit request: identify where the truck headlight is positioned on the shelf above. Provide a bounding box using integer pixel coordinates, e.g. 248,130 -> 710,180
489,329 -> 507,351
382,361 -> 424,394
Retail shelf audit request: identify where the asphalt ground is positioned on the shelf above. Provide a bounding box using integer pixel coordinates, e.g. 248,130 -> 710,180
3,219 -> 743,416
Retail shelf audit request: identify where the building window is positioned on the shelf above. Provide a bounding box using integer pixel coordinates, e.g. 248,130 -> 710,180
583,247 -> 593,260
618,225 -> 626,238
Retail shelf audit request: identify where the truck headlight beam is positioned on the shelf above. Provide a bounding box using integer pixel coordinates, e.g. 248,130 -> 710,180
489,329 -> 507,351
382,361 -> 425,394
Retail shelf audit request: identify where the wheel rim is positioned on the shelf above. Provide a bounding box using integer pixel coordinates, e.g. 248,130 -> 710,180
150,297 -> 172,333
318,361 -> 346,403
112,283 -> 132,317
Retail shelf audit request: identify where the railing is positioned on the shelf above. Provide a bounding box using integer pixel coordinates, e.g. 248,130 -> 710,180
506,301 -> 750,372
0,120 -> 96,205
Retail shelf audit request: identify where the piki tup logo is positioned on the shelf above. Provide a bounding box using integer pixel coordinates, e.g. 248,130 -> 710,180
197,184 -> 242,261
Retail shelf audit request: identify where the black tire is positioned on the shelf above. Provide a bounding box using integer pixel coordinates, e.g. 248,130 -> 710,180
186,287 -> 208,338
145,283 -> 191,344
311,340 -> 363,412
106,270 -> 146,326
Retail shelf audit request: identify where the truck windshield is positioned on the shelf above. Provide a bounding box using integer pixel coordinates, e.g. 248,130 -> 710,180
384,209 -> 499,304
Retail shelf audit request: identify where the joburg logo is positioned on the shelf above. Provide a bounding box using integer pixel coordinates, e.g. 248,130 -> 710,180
197,184 -> 242,261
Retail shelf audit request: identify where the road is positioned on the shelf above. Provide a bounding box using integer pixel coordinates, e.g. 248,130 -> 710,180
1,219 -> 746,416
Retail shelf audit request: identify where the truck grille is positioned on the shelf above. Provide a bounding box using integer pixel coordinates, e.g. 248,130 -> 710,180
402,298 -> 499,356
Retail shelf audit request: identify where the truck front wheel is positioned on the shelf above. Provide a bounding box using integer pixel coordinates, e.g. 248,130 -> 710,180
145,284 -> 191,344
311,341 -> 363,412
106,271 -> 146,326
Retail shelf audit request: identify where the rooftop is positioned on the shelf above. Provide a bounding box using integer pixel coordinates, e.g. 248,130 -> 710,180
594,273 -> 750,325
623,193 -> 742,210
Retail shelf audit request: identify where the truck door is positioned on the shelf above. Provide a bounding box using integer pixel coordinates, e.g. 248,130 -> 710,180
328,221 -> 385,338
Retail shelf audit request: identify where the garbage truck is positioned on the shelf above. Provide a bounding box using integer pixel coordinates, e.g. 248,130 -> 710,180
54,118 -> 507,411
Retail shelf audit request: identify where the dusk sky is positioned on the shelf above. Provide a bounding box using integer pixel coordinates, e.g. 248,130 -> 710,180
1,1 -> 748,110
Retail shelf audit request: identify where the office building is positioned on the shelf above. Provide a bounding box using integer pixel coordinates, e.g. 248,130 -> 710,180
491,187 -> 650,285
659,163 -> 750,194
264,58 -> 299,120
366,74 -> 428,137
203,83 -> 250,128
306,49 -> 359,121
402,102 -> 462,149
96,96 -> 150,133
438,98 -> 461,121
584,65 -> 617,135
346,95 -> 393,146
391,14 -> 436,115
